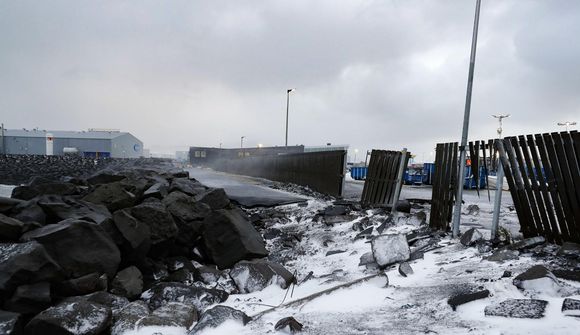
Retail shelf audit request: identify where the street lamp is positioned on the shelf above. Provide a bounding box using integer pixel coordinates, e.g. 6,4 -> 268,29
285,88 -> 295,147
354,149 -> 359,163
240,136 -> 245,149
557,121 -> 577,132
492,114 -> 510,138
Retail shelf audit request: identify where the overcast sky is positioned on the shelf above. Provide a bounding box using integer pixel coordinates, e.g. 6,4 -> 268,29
1,0 -> 578,160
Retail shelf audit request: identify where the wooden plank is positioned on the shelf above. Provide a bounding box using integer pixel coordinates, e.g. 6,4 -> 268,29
510,137 -> 542,237
518,135 -> 551,240
526,134 -> 560,243
441,143 -> 455,226
542,133 -> 575,242
562,132 -> 580,223
375,151 -> 392,204
385,152 -> 402,204
552,132 -> 580,242
430,144 -> 445,229
497,139 -> 531,237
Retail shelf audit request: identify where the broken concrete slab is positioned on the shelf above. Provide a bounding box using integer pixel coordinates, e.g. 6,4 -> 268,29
562,298 -> 580,317
371,234 -> 410,268
448,290 -> 490,311
460,228 -> 483,247
513,265 -> 560,295
484,299 -> 548,319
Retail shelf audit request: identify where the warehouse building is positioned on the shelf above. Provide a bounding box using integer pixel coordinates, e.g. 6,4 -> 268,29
0,128 -> 143,158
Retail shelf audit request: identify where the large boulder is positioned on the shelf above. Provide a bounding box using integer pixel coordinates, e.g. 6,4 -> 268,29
11,182 -> 79,201
110,266 -> 143,299
202,208 -> 269,269
83,182 -> 136,212
195,188 -> 230,210
20,219 -> 121,278
371,234 -> 410,268
141,282 -> 228,311
0,242 -> 62,295
229,260 -> 295,293
130,201 -> 178,245
169,178 -> 206,196
4,282 -> 52,315
25,300 -> 112,335
142,302 -> 198,329
0,310 -> 24,335
190,305 -> 250,334
112,209 -> 151,261
55,273 -> 108,297
0,214 -> 39,242
9,200 -> 46,226
87,171 -> 126,185
110,301 -> 149,335
35,195 -> 112,226
162,191 -> 211,222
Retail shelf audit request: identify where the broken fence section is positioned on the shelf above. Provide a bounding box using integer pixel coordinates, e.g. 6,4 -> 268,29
361,149 -> 410,207
497,131 -> 580,244
429,142 -> 458,231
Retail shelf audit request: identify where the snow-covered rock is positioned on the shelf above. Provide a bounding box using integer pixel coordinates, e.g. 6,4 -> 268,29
484,299 -> 548,319
371,234 -> 410,267
513,265 -> 561,295
141,282 -> 228,311
562,298 -> 580,317
0,310 -> 24,335
460,228 -> 483,247
25,300 -> 112,335
229,259 -> 295,293
189,305 -> 250,334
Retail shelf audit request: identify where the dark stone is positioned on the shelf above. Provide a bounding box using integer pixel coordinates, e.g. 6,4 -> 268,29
395,200 -> 411,214
169,178 -> 206,196
147,302 -> 198,328
87,171 -> 126,185
110,266 -> 143,299
557,242 -> 580,257
0,197 -> 23,214
0,214 -> 39,242
0,241 -> 62,294
190,305 -> 250,334
485,249 -> 519,262
10,200 -> 46,226
112,209 -> 151,261
130,201 -> 178,245
398,262 -> 414,277
195,188 -> 230,210
33,182 -> 80,197
10,186 -> 39,201
460,228 -> 483,247
4,282 -> 51,315
484,299 -> 548,318
355,226 -> 374,240
358,252 -> 376,266
143,182 -> 168,200
81,291 -> 129,317
111,301 -> 149,335
552,270 -> 580,282
263,228 -> 283,240
448,290 -> 490,311
409,250 -> 424,261
141,282 -> 228,311
562,298 -> 580,317
36,195 -> 112,226
323,205 -> 349,216
83,182 -> 136,212
197,265 -> 224,284
21,219 -> 121,278
274,316 -> 303,332
202,208 -> 268,269
513,265 -> 560,293
162,191 -> 211,222
508,236 -> 546,251
501,270 -> 512,278
0,310 -> 24,335
326,249 -> 347,256
229,260 -> 296,293
55,273 -> 108,297
25,300 -> 112,335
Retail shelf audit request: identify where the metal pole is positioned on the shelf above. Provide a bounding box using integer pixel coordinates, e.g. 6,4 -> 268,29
285,89 -> 292,147
1,123 -> 4,154
391,148 -> 408,215
452,0 -> 482,238
241,136 -> 245,149
490,114 -> 509,239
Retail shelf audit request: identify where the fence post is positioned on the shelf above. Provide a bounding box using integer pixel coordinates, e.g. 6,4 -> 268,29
490,152 -> 504,239
391,148 -> 408,214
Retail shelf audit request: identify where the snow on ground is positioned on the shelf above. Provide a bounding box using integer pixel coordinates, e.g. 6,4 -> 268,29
180,184 -> 578,335
0,184 -> 15,198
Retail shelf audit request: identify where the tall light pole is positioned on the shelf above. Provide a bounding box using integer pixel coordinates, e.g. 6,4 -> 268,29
452,0 -> 482,238
285,88 -> 295,147
557,121 -> 577,132
490,113 -> 510,240
240,136 -> 245,149
354,149 -> 359,163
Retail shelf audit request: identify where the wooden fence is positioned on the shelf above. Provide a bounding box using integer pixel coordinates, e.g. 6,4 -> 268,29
429,142 -> 458,230
210,150 -> 347,197
361,150 -> 410,207
497,131 -> 580,244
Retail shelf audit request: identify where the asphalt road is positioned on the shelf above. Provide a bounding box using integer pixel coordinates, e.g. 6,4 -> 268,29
185,167 -> 306,207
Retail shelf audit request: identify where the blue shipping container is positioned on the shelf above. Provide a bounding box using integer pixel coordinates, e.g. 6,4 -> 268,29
350,167 -> 368,180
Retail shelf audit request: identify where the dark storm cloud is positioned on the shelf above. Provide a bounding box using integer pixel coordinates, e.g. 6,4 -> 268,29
0,0 -> 578,158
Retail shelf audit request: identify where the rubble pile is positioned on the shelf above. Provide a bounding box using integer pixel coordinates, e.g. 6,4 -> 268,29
0,163 -> 295,334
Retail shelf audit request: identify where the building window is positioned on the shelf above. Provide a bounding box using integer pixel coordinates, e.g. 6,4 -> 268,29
238,152 -> 243,157
201,151 -> 206,158
245,152 -> 250,157
195,151 -> 201,157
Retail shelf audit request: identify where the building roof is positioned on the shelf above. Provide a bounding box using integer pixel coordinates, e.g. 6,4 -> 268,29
2,129 -> 129,139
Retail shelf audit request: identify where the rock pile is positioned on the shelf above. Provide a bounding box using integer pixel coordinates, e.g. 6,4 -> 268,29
0,164 -> 294,334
